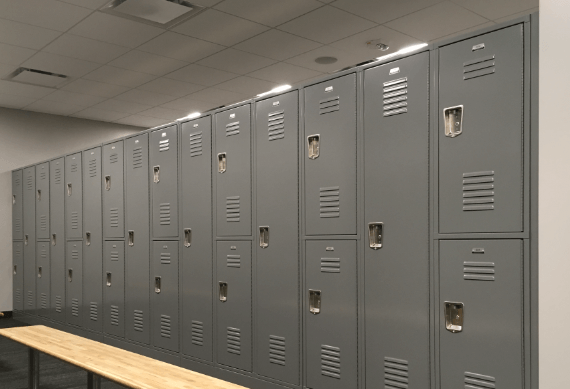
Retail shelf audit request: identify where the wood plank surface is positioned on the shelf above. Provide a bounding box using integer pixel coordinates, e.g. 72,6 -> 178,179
0,325 -> 247,389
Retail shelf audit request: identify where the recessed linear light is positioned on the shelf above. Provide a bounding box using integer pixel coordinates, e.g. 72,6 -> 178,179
257,85 -> 292,98
100,0 -> 204,28
376,43 -> 428,61
4,67 -> 68,88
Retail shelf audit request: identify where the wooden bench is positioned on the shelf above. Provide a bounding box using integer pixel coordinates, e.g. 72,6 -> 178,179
0,325 -> 247,389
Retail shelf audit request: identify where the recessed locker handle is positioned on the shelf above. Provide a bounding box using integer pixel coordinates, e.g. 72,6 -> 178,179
106,272 -> 112,287
153,166 -> 160,183
51,233 -> 56,246
13,265 -> 17,275
67,183 -> 72,196
443,105 -> 464,138
37,189 -> 41,201
38,267 -> 42,278
218,153 -> 227,173
24,235 -> 28,246
259,226 -> 269,248
12,195 -> 16,205
307,134 -> 320,159
128,230 -> 134,246
155,277 -> 161,294
68,269 -> 73,282
105,175 -> 111,191
368,222 -> 383,250
219,282 -> 228,302
184,228 -> 191,248
444,301 -> 464,333
309,289 -> 321,314
85,232 -> 91,246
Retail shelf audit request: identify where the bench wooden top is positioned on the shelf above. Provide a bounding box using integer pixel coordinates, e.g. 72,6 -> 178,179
0,325 -> 247,389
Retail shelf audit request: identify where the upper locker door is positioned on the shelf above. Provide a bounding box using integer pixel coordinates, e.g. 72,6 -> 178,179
65,153 -> 82,239
215,105 -> 252,237
363,52 -> 430,388
50,158 -> 65,321
103,141 -> 124,239
255,92 -> 299,384
13,241 -> 24,310
23,166 -> 36,314
304,75 -> 357,236
36,162 -> 50,240
12,170 -> 23,240
104,241 -> 125,338
150,125 -> 178,239
36,241 -> 50,317
439,25 -> 524,234
180,117 -> 213,361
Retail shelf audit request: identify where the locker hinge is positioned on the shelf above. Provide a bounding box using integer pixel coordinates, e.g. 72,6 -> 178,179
106,272 -> 112,287
128,230 -> 134,246
259,226 -> 269,248
155,276 -> 161,293
37,267 -> 42,278
443,105 -> 463,138
444,301 -> 464,333
67,183 -> 72,196
309,289 -> 321,314
218,153 -> 227,173
51,234 -> 56,246
219,282 -> 228,302
105,175 -> 111,191
68,269 -> 73,282
307,134 -> 320,159
184,228 -> 191,248
85,232 -> 91,246
368,222 -> 383,249
153,166 -> 160,183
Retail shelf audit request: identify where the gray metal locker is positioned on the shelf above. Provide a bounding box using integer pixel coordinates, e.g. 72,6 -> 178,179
439,25 -> 524,234
66,241 -> 83,326
304,75 -> 357,236
83,147 -> 103,332
255,92 -> 299,384
150,125 -> 179,239
12,170 -> 23,240
65,153 -> 82,239
36,162 -> 50,240
180,117 -> 213,361
50,157 -> 66,321
216,241 -> 252,371
13,241 -> 24,311
439,240 -> 523,388
104,241 -> 125,338
363,52 -> 430,388
125,133 -> 151,344
103,141 -> 124,239
23,166 -> 36,314
305,240 -> 357,389
215,105 -> 252,237
36,241 -> 51,317
151,241 -> 179,352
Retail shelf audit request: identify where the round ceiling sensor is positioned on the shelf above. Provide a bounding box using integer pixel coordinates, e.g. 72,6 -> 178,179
315,56 -> 338,65
366,39 -> 390,51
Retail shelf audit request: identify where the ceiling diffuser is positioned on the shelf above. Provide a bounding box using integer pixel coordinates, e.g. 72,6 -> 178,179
100,0 -> 204,28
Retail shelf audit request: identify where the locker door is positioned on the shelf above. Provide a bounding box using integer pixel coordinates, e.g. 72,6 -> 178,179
66,241 -> 83,326
363,52 -> 430,388
150,125 -> 178,239
50,158 -> 66,321
23,166 -> 36,314
306,240 -> 357,389
215,105 -> 252,237
255,92 -> 299,384
12,170 -> 23,240
36,162 -> 50,240
216,241 -> 252,371
125,134 -> 151,344
439,25 -> 524,234
103,141 -> 124,239
13,241 -> 24,311
104,241 -> 125,338
152,241 -> 179,352
304,75 -> 357,236
439,240 -> 523,388
65,153 -> 83,239
36,241 -> 51,317
180,117 -> 213,361
83,147 -> 103,332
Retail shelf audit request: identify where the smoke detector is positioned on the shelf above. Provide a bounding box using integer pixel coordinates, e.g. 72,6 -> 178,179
367,39 -> 390,51
4,68 -> 68,88
100,0 -> 204,28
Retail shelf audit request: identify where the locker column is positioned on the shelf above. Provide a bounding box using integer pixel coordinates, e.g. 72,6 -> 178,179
50,157 -> 66,321
36,162 -> 50,318
12,170 -> 24,311
23,166 -> 36,315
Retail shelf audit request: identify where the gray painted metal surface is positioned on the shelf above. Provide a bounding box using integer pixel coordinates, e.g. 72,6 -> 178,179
35,162 -> 50,240
36,241 -> 51,317
66,240 -> 83,326
12,170 -> 23,240
50,157 -> 66,322
23,166 -> 36,314
103,141 -> 125,239
13,241 -> 24,310
65,153 -> 83,239
104,241 -> 125,338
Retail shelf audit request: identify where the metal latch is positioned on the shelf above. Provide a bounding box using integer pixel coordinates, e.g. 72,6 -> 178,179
219,282 -> 228,302
38,267 -> 42,278
12,195 -> 16,205
309,289 -> 321,314
37,190 -> 41,201
13,265 -> 17,275
52,234 -> 56,246
153,166 -> 160,183
444,105 -> 463,138
68,269 -> 73,282
368,222 -> 383,249
444,302 -> 464,333
128,230 -> 134,247
218,153 -> 227,173
24,234 -> 28,246
155,277 -> 161,294
85,232 -> 91,246
184,228 -> 191,248
67,183 -> 72,196
106,272 -> 112,287
307,134 -> 320,159
105,175 -> 111,191
259,226 -> 269,248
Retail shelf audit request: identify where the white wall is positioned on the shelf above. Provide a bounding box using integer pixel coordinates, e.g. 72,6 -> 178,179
0,107 -> 142,312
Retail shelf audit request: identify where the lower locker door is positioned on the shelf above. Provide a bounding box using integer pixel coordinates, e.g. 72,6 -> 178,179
50,236 -> 66,322
23,239 -> 36,314
440,240 -> 523,389
306,240 -> 357,389
83,236 -> 103,332
13,241 -> 24,311
66,242 -> 83,326
104,241 -> 125,338
36,242 -> 51,317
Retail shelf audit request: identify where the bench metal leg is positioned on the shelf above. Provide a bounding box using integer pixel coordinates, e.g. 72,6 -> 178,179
88,372 -> 101,389
28,348 -> 39,389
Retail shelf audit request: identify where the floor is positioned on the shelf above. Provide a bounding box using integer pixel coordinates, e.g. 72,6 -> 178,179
0,316 -> 125,389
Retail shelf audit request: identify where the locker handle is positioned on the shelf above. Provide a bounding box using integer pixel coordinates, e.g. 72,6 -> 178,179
13,265 -> 17,275
368,222 -> 383,250
184,228 -> 191,248
24,234 -> 28,246
259,226 -> 269,248
444,301 -> 464,333
219,282 -> 228,302
155,277 -> 161,294
153,166 -> 160,183
307,134 -> 320,159
443,105 -> 464,138
85,232 -> 91,246
106,272 -> 112,287
67,183 -> 72,196
218,153 -> 227,173
38,267 -> 42,278
68,269 -> 73,282
37,189 -> 41,201
309,289 -> 321,314
12,195 -> 16,205
105,175 -> 111,191
52,234 -> 56,246
128,230 -> 134,247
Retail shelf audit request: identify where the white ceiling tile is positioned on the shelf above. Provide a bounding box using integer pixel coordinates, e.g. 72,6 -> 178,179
278,6 -> 376,44
197,48 -> 276,75
22,52 -> 101,78
215,76 -> 278,96
57,0 -> 109,10
285,45 -> 361,73
166,64 -> 238,86
385,2 -> 489,42
69,12 -> 164,48
108,50 -> 187,76
26,99 -> 85,115
42,89 -> 106,107
61,78 -> 130,98
73,107 -> 130,122
451,0 -> 537,21
0,63 -> 18,78
83,66 -> 157,88
332,0 -> 442,24
214,0 -> 322,27
0,80 -> 55,99
0,93 -> 37,108
160,97 -> 214,112
137,32 -> 225,63
138,106 -> 189,120
188,88 -> 249,105
0,43 -> 36,66
43,34 -> 129,64
494,7 -> 538,23
172,9 -> 268,46
138,77 -> 204,98
234,30 -> 321,61
0,18 -> 61,50
92,98 -> 152,114
0,0 -> 92,32
116,114 -> 166,128
248,62 -> 323,84
115,89 -> 177,106
430,21 -> 495,43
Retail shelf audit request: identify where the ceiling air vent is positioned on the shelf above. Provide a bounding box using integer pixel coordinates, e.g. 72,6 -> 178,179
100,0 -> 204,28
5,68 -> 68,88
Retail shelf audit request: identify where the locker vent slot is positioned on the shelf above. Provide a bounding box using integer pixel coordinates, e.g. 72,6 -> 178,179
383,77 -> 408,117
55,295 -> 62,313
319,96 -> 340,115
15,289 -> 21,305
40,171 -> 47,180
268,110 -> 285,141
134,310 -> 144,332
71,298 -> 79,317
132,147 -> 143,169
15,176 -> 20,185
90,302 -> 98,321
40,293 -> 48,309
464,372 -> 496,389
464,261 -> 495,281
160,252 -> 171,264
463,54 -> 496,81
111,251 -> 119,261
110,153 -> 119,164
384,357 -> 409,389
27,290 -> 34,307
26,175 -> 33,190
189,131 -> 203,157
321,345 -> 341,379
110,305 -> 119,326
159,203 -> 171,225
41,248 -> 47,258
463,171 -> 495,211
320,187 -> 340,218
269,335 -> 286,366
227,254 -> 241,268
226,196 -> 240,222
71,249 -> 79,261
40,215 -> 47,231
226,121 -> 240,137
227,327 -> 241,355
14,218 -> 21,233
71,212 -> 79,230
110,208 -> 119,228
54,168 -> 62,184
160,315 -> 171,338
71,163 -> 78,173
191,320 -> 204,346
159,139 -> 170,152
88,159 -> 97,178
321,257 -> 340,273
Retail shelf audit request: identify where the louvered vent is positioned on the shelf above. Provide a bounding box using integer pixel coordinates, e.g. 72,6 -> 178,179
40,171 -> 47,180
71,211 -> 79,230
54,168 -> 62,184
464,261 -> 495,281
465,372 -> 496,389
383,77 -> 408,117
71,298 -> 79,316
71,163 -> 78,173
191,320 -> 204,346
268,110 -> 285,141
321,345 -> 341,379
319,96 -> 340,115
40,293 -> 48,309
161,251 -> 171,264
227,254 -> 241,268
384,357 -> 409,389
269,335 -> 286,366
26,175 -> 33,190
464,55 -> 496,81
227,327 -> 241,355
40,215 -> 47,231
27,290 -> 34,307
110,251 -> 119,261
226,196 -> 240,222
41,248 -> 47,259
134,310 -> 144,332
14,218 -> 21,233
110,208 -> 119,228
90,302 -> 98,321
55,295 -> 62,313
110,305 -> 119,326
189,131 -> 203,157
88,159 -> 97,178
71,249 -> 79,261
321,257 -> 340,273
110,153 -> 119,163
159,203 -> 171,225
15,176 -> 20,185
320,187 -> 340,218
226,121 -> 240,136
463,171 -> 495,211
160,315 -> 171,338
132,147 -> 143,169
15,289 -> 21,305
159,139 -> 169,152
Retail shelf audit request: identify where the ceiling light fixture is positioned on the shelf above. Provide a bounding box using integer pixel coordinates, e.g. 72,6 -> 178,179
376,43 -> 428,62
257,85 -> 292,98
100,0 -> 204,28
